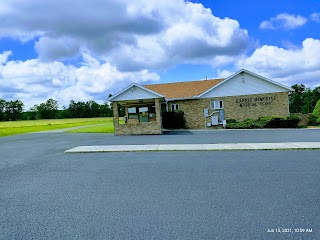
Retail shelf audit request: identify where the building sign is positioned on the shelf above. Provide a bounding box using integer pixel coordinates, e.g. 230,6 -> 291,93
236,96 -> 276,108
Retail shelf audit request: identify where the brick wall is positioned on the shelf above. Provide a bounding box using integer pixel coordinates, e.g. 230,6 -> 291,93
173,92 -> 290,129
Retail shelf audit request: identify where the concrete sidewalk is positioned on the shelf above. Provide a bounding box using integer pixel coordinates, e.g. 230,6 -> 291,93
65,142 -> 320,153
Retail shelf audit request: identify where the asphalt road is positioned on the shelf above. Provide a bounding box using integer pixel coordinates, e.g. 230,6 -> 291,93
0,130 -> 319,239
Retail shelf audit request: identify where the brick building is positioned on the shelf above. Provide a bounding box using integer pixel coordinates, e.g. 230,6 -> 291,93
109,69 -> 292,135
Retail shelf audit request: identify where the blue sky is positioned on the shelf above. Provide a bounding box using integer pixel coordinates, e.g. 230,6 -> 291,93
0,0 -> 319,109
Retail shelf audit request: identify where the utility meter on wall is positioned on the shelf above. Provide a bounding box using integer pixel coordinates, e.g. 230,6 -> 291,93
203,108 -> 209,117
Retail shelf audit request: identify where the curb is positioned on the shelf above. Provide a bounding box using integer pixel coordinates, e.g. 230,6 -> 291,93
65,142 -> 320,153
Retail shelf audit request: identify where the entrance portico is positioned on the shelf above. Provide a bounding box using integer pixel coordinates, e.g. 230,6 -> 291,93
109,84 -> 164,135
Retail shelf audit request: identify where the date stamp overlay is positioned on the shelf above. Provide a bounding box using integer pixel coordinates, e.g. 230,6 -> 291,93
267,228 -> 313,234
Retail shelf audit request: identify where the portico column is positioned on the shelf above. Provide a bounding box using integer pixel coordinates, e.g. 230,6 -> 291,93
155,98 -> 161,123
125,106 -> 128,120
113,101 -> 119,126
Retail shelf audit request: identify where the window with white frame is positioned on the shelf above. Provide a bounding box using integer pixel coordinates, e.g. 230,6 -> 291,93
210,100 -> 224,109
127,106 -> 156,122
128,107 -> 138,119
171,103 -> 179,111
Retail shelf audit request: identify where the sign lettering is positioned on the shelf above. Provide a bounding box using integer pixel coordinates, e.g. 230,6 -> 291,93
236,96 -> 275,108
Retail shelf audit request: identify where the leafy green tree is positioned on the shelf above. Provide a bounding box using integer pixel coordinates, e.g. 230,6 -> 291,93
301,88 -> 314,113
37,99 -> 59,119
28,105 -> 38,120
67,99 -> 113,118
4,100 -> 24,121
289,84 -> 305,113
0,99 -> 6,121
289,84 -> 320,114
312,87 -> 320,108
75,101 -> 86,118
313,99 -> 320,120
57,105 -> 69,119
86,100 -> 100,117
102,101 -> 113,117
68,100 -> 76,118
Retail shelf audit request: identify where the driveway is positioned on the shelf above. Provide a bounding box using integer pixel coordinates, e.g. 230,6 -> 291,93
0,129 -> 319,239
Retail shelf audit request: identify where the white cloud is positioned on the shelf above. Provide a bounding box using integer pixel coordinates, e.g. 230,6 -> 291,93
310,12 -> 320,23
0,1 -> 251,109
2,0 -> 318,109
236,38 -> 320,88
0,51 -> 12,65
259,13 -> 307,30
0,0 -> 249,70
0,52 -> 159,109
107,2 -> 248,71
217,69 -> 233,78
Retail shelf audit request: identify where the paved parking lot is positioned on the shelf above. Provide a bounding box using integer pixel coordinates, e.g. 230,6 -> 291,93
0,129 -> 319,239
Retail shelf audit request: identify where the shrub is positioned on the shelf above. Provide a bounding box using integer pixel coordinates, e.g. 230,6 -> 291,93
226,115 -> 300,129
226,119 -> 238,123
226,123 -> 244,129
263,116 -> 286,128
307,114 -> 318,126
313,99 -> 320,118
285,115 -> 301,128
243,118 -> 265,129
226,118 -> 264,129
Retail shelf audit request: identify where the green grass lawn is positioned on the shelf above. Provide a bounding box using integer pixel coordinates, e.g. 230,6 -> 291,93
67,120 -> 124,133
0,118 -> 113,137
67,124 -> 114,133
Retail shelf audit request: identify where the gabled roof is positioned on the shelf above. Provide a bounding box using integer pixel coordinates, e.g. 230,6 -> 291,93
110,69 -> 293,102
198,69 -> 293,97
144,79 -> 223,99
109,83 -> 164,102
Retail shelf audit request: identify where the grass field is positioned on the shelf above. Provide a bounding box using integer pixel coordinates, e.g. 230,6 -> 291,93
67,124 -> 114,133
0,118 -> 114,137
67,119 -> 124,133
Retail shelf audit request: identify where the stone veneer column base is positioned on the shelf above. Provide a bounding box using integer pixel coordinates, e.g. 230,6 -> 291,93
115,122 -> 162,135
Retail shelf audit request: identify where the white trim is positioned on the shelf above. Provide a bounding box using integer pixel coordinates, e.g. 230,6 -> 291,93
170,103 -> 179,111
109,83 -> 164,101
198,69 -> 293,98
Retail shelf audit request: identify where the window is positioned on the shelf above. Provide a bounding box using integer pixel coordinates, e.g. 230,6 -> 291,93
128,107 -> 138,119
127,106 -> 156,122
171,104 -> 179,111
210,100 -> 224,109
139,107 -> 149,122
148,106 -> 156,121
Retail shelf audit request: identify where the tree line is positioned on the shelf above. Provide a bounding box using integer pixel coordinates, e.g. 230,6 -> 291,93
289,84 -> 320,113
0,99 -> 24,121
0,98 -> 113,121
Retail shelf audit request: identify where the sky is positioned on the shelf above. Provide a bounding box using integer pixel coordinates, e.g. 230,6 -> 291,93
0,0 -> 320,109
